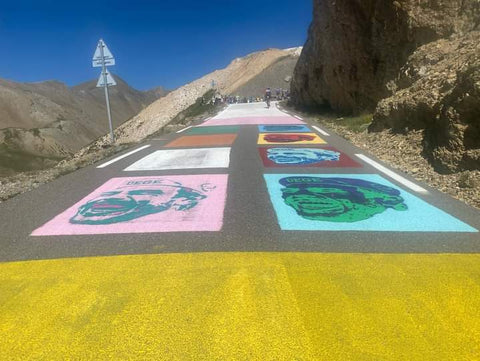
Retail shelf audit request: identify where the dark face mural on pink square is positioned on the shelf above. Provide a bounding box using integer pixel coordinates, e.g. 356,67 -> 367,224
32,175 -> 228,236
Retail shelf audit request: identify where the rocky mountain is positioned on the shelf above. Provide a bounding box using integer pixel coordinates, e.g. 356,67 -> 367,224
99,47 -> 301,145
231,49 -> 301,98
0,76 -> 167,174
291,0 -> 479,173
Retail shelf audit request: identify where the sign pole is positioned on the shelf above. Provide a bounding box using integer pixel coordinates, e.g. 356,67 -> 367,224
99,39 -> 115,143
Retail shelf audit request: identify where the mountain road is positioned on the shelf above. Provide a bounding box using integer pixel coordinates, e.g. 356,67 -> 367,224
1,102 -> 479,360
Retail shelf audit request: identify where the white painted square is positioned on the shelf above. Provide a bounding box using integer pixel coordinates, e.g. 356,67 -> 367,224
124,148 -> 231,171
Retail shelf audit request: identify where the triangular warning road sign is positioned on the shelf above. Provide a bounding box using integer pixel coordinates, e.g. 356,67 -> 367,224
97,70 -> 117,87
92,39 -> 115,67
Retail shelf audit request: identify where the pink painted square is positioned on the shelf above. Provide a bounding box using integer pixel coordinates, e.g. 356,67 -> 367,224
200,116 -> 304,127
32,175 -> 229,236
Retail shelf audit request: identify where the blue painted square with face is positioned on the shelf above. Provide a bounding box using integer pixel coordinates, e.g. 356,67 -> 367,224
258,125 -> 311,133
264,174 -> 478,232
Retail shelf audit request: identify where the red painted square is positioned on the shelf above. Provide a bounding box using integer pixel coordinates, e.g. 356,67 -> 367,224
259,146 -> 362,168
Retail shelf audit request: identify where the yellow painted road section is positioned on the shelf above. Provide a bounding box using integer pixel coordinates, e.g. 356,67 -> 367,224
1,253 -> 480,360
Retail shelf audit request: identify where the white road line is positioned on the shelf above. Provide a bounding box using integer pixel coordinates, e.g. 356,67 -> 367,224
97,145 -> 151,169
312,126 -> 330,136
176,126 -> 192,134
355,154 -> 429,194
294,115 -> 304,121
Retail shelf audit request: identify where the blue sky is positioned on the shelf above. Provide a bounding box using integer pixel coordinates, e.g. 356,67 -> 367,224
0,0 -> 312,90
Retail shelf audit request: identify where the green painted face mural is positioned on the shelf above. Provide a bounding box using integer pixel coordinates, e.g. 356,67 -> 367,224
280,177 -> 408,222
70,179 -> 209,225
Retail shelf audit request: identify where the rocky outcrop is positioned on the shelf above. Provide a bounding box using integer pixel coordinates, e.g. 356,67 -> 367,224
292,0 -> 479,172
372,31 -> 480,172
231,52 -> 300,98
292,0 -> 479,113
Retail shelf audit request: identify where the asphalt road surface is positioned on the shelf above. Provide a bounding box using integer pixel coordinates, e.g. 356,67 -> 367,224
1,102 -> 479,360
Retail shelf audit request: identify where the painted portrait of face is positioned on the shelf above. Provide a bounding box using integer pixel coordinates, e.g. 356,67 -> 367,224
264,134 -> 315,143
280,177 -> 408,222
70,179 -> 211,225
267,148 -> 340,165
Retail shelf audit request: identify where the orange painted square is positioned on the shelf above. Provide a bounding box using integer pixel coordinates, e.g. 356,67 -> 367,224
165,134 -> 237,147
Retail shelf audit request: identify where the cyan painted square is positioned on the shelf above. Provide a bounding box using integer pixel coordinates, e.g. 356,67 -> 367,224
264,174 -> 478,232
258,125 -> 311,133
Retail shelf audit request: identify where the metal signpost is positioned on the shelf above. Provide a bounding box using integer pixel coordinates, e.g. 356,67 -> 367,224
92,39 -> 116,143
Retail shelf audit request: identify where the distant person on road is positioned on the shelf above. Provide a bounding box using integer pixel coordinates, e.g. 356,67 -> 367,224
265,87 -> 272,108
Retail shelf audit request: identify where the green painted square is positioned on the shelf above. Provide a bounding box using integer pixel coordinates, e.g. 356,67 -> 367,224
185,126 -> 240,135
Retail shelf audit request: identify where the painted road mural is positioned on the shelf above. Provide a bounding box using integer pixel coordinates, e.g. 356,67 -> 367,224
264,174 -> 477,232
201,116 -> 305,126
32,175 -> 228,235
259,147 -> 361,168
165,134 -> 237,147
125,148 -> 231,171
4,102 -> 480,361
258,125 -> 311,133
184,125 -> 240,135
258,133 -> 326,145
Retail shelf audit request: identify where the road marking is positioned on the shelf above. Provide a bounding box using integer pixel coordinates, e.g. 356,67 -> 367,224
166,134 -> 237,148
258,133 -> 326,145
201,116 -> 304,126
124,148 -> 231,171
312,126 -> 330,136
32,175 -> 228,236
355,154 -> 429,194
176,126 -> 192,134
264,173 -> 475,232
96,145 -> 151,168
2,252 -> 479,359
294,115 -> 304,121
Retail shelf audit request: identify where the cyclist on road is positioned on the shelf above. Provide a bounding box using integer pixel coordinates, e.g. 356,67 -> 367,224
265,87 -> 272,108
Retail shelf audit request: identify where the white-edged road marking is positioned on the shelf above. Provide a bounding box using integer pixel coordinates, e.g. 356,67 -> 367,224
312,126 -> 330,136
355,154 -> 429,194
97,145 -> 151,169
176,126 -> 192,134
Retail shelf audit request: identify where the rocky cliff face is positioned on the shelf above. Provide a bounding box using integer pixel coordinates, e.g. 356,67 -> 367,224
292,0 -> 479,172
231,52 -> 300,98
372,31 -> 480,172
